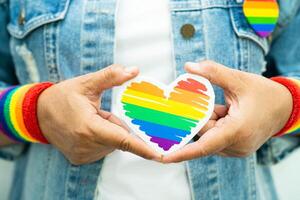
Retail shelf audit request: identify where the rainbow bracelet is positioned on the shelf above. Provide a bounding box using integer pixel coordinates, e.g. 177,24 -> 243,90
271,77 -> 300,136
0,82 -> 53,144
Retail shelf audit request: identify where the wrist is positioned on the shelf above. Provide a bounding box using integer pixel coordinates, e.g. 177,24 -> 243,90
271,77 -> 300,136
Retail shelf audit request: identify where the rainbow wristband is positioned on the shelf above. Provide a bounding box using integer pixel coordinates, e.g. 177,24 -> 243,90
0,82 -> 53,143
271,77 -> 300,136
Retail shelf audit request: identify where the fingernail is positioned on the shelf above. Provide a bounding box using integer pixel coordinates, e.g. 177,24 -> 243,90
185,62 -> 199,70
124,66 -> 138,74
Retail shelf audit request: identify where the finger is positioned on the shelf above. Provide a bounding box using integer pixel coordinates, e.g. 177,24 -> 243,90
90,116 -> 162,161
98,110 -> 130,131
83,65 -> 139,93
184,60 -> 242,91
162,117 -> 238,163
210,105 -> 228,120
214,104 -> 228,118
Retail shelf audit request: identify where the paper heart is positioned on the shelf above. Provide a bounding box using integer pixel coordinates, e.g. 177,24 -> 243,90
243,0 -> 279,38
119,74 -> 215,155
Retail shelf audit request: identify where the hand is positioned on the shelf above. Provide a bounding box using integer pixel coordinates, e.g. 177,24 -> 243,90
163,61 -> 293,163
37,65 -> 161,165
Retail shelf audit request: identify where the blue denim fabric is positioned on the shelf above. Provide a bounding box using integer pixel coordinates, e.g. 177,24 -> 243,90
0,0 -> 299,199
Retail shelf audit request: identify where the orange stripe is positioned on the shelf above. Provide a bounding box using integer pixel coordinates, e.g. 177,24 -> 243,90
15,84 -> 38,142
173,87 -> 210,101
244,1 -> 278,9
128,82 -> 165,98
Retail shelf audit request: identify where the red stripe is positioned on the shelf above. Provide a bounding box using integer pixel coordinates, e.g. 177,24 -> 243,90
271,77 -> 300,136
175,78 -> 208,96
22,82 -> 53,143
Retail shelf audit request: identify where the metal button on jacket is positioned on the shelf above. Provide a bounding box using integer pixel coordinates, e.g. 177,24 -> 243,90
181,24 -> 195,39
18,8 -> 26,25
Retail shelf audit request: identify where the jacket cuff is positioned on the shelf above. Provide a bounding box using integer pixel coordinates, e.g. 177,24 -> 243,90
271,77 -> 300,136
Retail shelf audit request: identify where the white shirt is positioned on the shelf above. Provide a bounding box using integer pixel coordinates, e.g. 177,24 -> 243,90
97,0 -> 191,200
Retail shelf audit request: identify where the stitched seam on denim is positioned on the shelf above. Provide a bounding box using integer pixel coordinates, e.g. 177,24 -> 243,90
185,162 -> 196,200
208,157 -> 219,200
249,155 -> 257,200
201,3 -> 208,61
245,39 -> 250,72
65,165 -> 80,200
171,0 -> 243,8
41,146 -> 53,200
172,5 -> 241,12
44,23 -> 61,82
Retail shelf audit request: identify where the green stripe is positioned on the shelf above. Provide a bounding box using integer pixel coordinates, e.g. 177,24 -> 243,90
4,88 -> 23,140
123,103 -> 197,131
247,17 -> 277,24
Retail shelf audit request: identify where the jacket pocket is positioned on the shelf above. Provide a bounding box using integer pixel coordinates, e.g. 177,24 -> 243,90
8,0 -> 70,39
229,6 -> 269,73
229,6 -> 269,55
8,0 -> 71,83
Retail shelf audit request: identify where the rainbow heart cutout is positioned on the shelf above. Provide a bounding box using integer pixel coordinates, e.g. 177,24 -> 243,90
243,0 -> 279,38
119,74 -> 215,155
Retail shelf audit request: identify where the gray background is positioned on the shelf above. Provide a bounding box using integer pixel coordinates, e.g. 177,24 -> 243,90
1,149 -> 300,200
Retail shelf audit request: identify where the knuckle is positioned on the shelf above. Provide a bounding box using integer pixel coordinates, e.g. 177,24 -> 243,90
73,123 -> 92,139
203,60 -> 217,67
105,65 -> 124,86
196,145 -> 209,157
139,152 -> 152,160
103,66 -> 115,82
118,137 -> 131,152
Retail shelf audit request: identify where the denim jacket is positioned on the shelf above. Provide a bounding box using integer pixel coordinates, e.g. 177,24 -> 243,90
0,0 -> 300,199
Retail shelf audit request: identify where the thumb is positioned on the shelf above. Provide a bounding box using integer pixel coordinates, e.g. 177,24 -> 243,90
83,64 -> 139,93
184,60 -> 241,91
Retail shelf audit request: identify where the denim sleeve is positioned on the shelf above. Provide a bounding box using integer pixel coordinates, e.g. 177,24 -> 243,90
257,6 -> 300,165
0,2 -> 26,161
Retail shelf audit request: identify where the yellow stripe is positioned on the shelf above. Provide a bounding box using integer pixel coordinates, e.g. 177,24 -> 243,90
292,78 -> 300,86
122,89 -> 207,120
287,120 -> 300,133
10,84 -> 38,142
244,8 -> 279,17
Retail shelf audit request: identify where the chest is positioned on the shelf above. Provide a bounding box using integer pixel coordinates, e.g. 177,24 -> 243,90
8,0 -> 267,88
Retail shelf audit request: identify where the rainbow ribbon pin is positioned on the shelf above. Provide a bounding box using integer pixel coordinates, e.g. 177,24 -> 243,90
243,0 -> 280,38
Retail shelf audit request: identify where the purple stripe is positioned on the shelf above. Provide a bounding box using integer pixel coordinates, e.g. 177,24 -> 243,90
0,86 -> 20,142
256,31 -> 272,38
150,136 -> 179,151
0,87 -> 15,135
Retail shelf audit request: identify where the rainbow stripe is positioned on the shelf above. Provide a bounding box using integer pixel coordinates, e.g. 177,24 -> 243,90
0,83 -> 53,143
271,77 -> 300,136
243,0 -> 279,38
282,78 -> 300,135
121,78 -> 211,151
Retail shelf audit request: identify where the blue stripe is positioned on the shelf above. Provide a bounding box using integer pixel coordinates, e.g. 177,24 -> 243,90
131,119 -> 190,142
252,24 -> 275,32
0,87 -> 23,142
